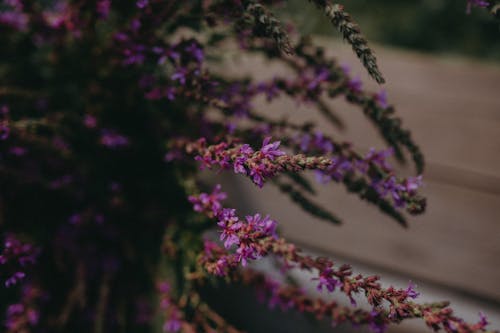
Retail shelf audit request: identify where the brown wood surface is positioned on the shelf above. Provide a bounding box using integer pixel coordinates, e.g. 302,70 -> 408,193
216,40 -> 500,308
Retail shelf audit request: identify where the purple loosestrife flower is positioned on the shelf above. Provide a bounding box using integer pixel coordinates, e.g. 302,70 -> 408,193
361,147 -> 394,173
185,42 -> 204,63
188,184 -> 227,217
299,131 -> 334,154
313,132 -> 334,154
233,144 -> 254,174
246,214 -> 278,239
96,0 -> 111,19
136,0 -> 148,9
9,146 -> 27,156
256,81 -> 280,101
190,187 -> 279,267
404,175 -> 423,193
122,44 -> 146,66
130,18 -> 141,31
405,281 -> 419,299
479,312 -> 489,327
348,76 -> 363,93
157,281 -> 183,332
375,176 -> 406,207
307,67 -> 330,90
0,11 -> 29,31
163,319 -> 181,332
375,89 -> 389,109
192,137 -> 297,187
1,234 -> 40,288
218,209 -> 241,249
100,129 -> 129,148
368,310 -> 388,333
260,136 -> 285,160
316,156 -> 353,183
341,63 -> 363,93
68,213 -> 82,225
171,68 -> 188,85
5,272 -> 26,287
83,114 -> 97,128
5,285 -> 41,333
314,267 -> 342,293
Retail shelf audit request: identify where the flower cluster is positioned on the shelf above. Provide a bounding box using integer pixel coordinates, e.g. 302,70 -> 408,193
0,234 -> 40,288
190,186 -> 277,268
158,282 -> 183,332
185,137 -> 331,187
192,185 -> 493,332
289,132 -> 425,214
239,269 -> 490,333
5,284 -> 43,333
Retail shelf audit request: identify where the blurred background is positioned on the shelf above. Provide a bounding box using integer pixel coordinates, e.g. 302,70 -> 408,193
285,0 -> 500,61
207,1 -> 500,332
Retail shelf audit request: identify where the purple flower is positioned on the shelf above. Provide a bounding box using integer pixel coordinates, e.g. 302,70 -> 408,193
246,214 -> 277,239
185,42 -> 204,63
96,0 -> 111,19
405,281 -> 419,299
256,81 -> 280,101
83,114 -> 97,128
233,144 -> 253,174
405,175 -> 423,192
1,235 -> 39,287
478,312 -> 489,327
249,164 -> 266,188
7,304 -> 24,316
188,184 -> 227,216
214,256 -> 229,276
100,129 -> 129,148
233,156 -> 247,174
298,132 -> 334,154
5,272 -> 26,287
130,18 -> 141,31
466,0 -> 489,13
368,310 -> 388,333
261,137 -> 285,160
375,89 -> 389,109
68,213 -> 82,225
165,87 -> 176,100
364,147 -> 394,172
307,67 -> 330,90
314,268 -> 341,293
163,319 -> 181,332
0,11 -> 29,31
316,156 -> 353,183
218,209 -> 241,248
171,68 -> 188,85
348,76 -> 363,93
9,146 -> 28,157
136,0 -> 149,9
236,245 -> 258,266
0,125 -> 10,140
122,44 -> 145,66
